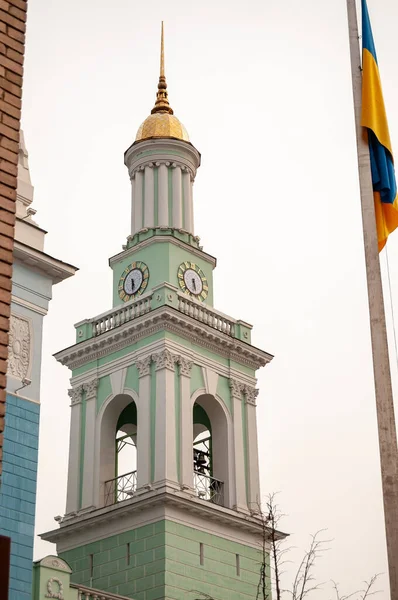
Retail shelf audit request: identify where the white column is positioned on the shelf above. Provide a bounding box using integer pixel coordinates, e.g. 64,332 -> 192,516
178,357 -> 194,489
158,163 -> 169,226
136,357 -> 152,488
81,378 -> 98,509
130,174 -> 135,235
245,387 -> 261,508
133,170 -> 143,234
65,385 -> 83,514
153,349 -> 178,484
230,379 -> 248,512
144,165 -> 155,228
172,166 -> 182,229
182,170 -> 193,233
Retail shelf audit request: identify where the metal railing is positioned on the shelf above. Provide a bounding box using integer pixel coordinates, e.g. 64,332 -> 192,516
71,584 -> 134,600
104,470 -> 137,506
194,471 -> 224,506
178,293 -> 235,336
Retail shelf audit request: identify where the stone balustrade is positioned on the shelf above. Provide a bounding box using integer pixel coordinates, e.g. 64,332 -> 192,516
92,294 -> 152,336
74,285 -> 250,343
177,293 -> 235,336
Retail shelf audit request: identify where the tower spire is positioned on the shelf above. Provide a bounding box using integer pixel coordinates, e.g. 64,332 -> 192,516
151,21 -> 174,115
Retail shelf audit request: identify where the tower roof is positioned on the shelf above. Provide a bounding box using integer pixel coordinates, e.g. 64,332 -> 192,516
135,22 -> 189,143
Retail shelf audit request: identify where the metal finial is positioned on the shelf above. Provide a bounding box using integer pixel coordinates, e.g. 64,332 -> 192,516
151,21 -> 174,115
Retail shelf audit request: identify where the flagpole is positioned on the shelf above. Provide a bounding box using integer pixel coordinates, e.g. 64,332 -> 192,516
346,1 -> 398,597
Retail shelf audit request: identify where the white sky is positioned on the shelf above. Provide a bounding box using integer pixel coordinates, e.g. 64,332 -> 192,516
22,0 -> 398,597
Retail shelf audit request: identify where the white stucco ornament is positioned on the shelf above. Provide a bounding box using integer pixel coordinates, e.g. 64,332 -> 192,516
7,314 -> 30,379
45,577 -> 64,599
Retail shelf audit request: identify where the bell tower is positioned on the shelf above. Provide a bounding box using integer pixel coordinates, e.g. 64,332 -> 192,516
42,24 -> 273,600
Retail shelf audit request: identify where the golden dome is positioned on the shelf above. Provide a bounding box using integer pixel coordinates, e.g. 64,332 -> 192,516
135,22 -> 189,144
135,113 -> 189,142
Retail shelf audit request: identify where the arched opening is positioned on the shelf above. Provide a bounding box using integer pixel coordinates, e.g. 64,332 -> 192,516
99,394 -> 138,507
192,394 -> 230,507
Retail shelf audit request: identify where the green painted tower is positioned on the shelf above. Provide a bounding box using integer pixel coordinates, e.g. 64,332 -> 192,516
42,25 -> 273,600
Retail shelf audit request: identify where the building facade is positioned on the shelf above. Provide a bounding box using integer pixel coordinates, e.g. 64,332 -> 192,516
0,1 -> 29,594
0,134 -> 76,600
42,28 -> 274,600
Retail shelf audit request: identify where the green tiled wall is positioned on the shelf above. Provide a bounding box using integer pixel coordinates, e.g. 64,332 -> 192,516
60,519 -> 265,600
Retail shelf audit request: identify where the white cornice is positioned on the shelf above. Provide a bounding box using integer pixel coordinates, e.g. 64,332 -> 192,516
69,337 -> 258,388
109,235 -> 217,269
13,241 -> 78,284
40,487 -> 279,550
55,307 -> 273,372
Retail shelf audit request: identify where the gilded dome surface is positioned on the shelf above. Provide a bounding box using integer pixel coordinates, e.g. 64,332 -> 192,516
135,112 -> 189,142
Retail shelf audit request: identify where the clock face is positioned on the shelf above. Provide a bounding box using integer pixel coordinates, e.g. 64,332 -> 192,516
184,269 -> 203,295
124,269 -> 143,295
118,261 -> 149,302
178,262 -> 208,301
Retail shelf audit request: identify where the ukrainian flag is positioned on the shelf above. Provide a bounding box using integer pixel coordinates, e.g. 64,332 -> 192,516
361,0 -> 398,251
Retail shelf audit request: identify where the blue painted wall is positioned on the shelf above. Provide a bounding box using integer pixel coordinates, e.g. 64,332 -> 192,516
0,393 -> 40,600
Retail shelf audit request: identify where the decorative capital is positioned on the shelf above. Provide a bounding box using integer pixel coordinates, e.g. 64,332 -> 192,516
68,385 -> 84,406
229,378 -> 244,400
83,378 -> 98,401
136,356 -> 152,377
177,356 -> 193,377
152,349 -> 176,371
244,385 -> 259,406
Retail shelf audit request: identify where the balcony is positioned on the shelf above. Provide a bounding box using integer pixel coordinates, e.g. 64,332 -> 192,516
104,470 -> 137,506
194,471 -> 224,506
104,469 -> 224,508
74,284 -> 252,345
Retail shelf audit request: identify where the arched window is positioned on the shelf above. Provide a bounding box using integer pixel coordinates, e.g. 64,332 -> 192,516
104,401 -> 137,505
193,399 -> 224,506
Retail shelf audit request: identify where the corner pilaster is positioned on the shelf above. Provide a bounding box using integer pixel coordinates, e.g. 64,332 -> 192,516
177,356 -> 194,490
229,378 -> 248,513
81,378 -> 98,509
244,385 -> 261,508
136,356 -> 152,488
65,385 -> 84,514
152,349 -> 178,485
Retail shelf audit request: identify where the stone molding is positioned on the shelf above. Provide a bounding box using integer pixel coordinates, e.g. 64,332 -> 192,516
136,356 -> 151,377
152,349 -> 176,371
83,378 -> 98,401
69,336 -> 257,391
177,356 -> 193,377
68,385 -> 84,406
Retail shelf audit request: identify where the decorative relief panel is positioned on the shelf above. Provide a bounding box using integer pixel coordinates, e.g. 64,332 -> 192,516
7,314 -> 31,380
45,577 -> 64,599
